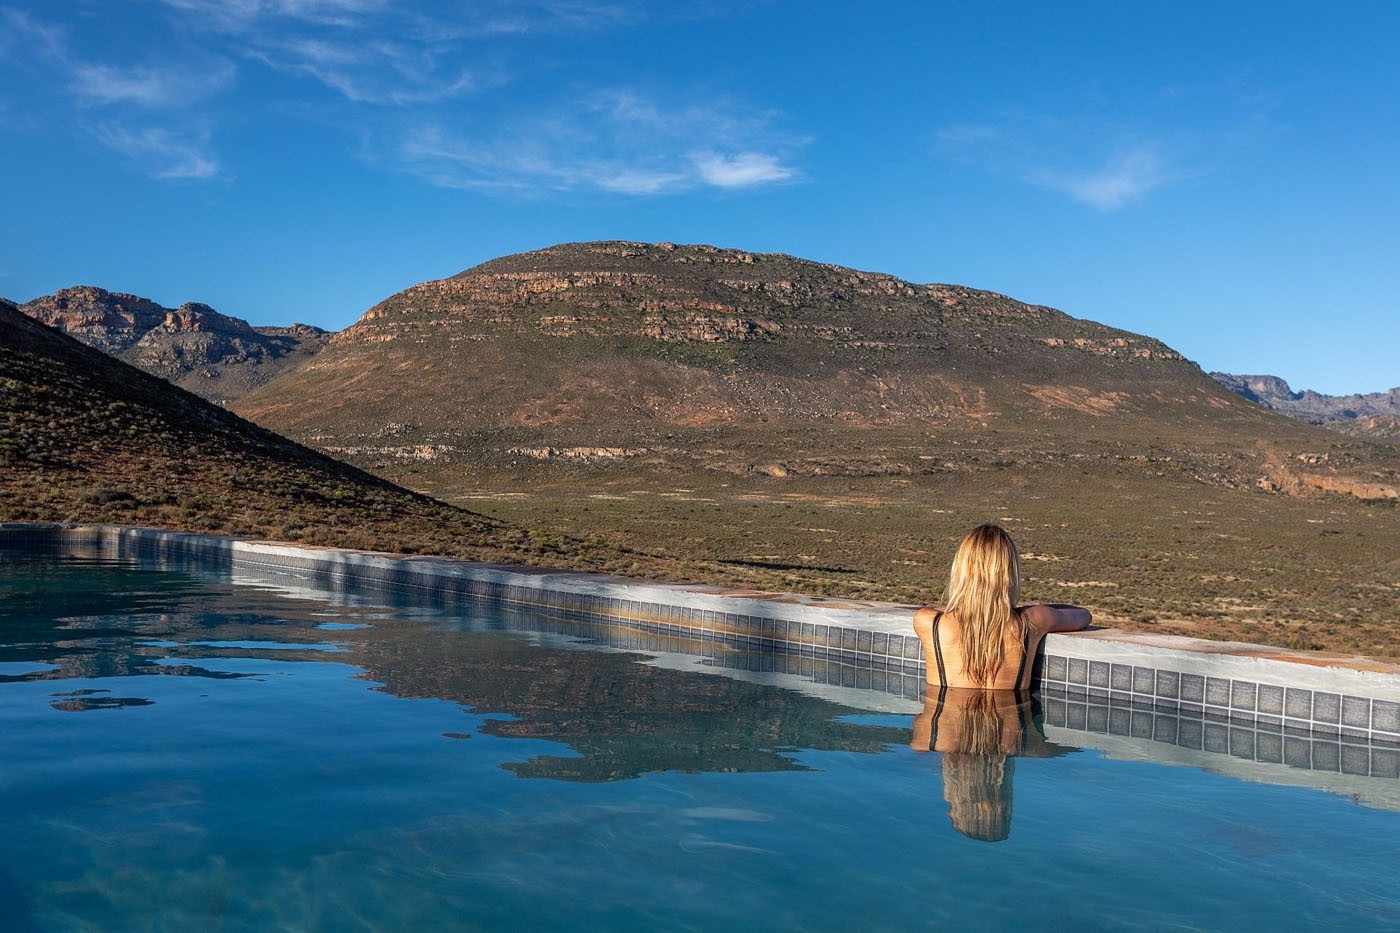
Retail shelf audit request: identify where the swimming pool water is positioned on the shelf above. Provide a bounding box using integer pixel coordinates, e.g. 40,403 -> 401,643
2,552 -> 1398,930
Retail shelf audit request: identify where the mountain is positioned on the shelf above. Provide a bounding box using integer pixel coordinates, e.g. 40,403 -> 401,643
0,298 -> 670,576
16,286 -> 329,404
232,242 -> 1400,657
235,241 -> 1391,497
1212,372 -> 1400,442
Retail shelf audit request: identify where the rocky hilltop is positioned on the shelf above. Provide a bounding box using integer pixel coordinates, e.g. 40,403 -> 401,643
1212,372 -> 1400,442
238,241 -> 1211,446
17,286 -> 329,403
237,241 -> 1389,491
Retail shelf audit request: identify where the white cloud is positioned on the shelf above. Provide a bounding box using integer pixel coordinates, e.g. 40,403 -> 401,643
692,151 -> 795,188
1029,148 -> 1169,211
91,123 -> 221,179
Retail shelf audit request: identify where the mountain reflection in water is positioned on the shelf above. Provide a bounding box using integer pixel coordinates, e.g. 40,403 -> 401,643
0,554 -> 910,782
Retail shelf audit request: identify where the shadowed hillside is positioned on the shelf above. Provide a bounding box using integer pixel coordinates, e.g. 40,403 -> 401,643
0,299 -> 676,576
233,242 -> 1400,657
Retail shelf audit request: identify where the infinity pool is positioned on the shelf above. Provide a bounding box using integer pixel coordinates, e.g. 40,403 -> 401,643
2,551 -> 1398,930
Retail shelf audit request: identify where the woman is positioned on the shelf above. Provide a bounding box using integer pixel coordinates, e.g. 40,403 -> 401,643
913,524 -> 1090,690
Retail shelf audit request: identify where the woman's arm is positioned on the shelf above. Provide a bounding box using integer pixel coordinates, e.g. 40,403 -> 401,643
1021,603 -> 1092,633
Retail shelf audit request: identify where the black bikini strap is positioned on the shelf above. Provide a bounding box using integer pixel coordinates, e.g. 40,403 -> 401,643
1013,617 -> 1032,691
931,610 -> 947,685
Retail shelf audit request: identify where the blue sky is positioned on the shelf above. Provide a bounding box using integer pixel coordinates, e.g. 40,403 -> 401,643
2,1 -> 1396,395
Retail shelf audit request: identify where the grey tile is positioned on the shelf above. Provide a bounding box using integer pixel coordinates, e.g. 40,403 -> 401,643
1180,673 -> 1205,704
869,631 -> 885,656
1069,652 -> 1092,683
1088,660 -> 1110,688
1229,728 -> 1256,760
1087,706 -> 1110,733
1373,749 -> 1400,780
1044,699 -> 1068,725
1204,723 -> 1230,754
1155,670 -> 1180,700
1341,745 -> 1371,776
1374,700 -> 1400,735
1110,664 -> 1133,691
1257,684 -> 1285,716
1154,699 -> 1181,716
1205,677 -> 1232,708
1314,692 -> 1341,724
1068,703 -> 1088,731
1109,708 -> 1132,736
1133,666 -> 1156,695
1342,696 -> 1371,730
1257,733 -> 1283,763
842,629 -> 858,651
1131,710 -> 1155,738
1178,701 -> 1204,719
1153,717 -> 1179,745
1045,655 -> 1068,682
1313,742 -> 1344,772
1231,681 -> 1258,712
1283,737 -> 1312,769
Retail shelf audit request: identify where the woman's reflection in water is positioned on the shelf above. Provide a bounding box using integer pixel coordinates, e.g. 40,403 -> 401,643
911,688 -> 1068,842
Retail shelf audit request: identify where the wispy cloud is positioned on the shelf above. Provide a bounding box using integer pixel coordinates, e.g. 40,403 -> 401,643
936,113 -> 1187,211
1029,148 -> 1169,210
246,34 -> 480,105
3,9 -> 229,179
8,3 -> 799,195
69,61 -> 236,108
155,0 -> 641,105
91,123 -> 221,179
395,90 -> 803,195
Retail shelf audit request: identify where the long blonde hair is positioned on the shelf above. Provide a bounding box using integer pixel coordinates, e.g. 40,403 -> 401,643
943,524 -> 1025,686
943,690 -> 1016,842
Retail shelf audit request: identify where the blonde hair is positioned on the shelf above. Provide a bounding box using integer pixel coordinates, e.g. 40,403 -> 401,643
942,690 -> 1015,842
943,524 -> 1025,686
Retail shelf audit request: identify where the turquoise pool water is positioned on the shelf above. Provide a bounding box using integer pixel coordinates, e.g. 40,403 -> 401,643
2,551 -> 1398,930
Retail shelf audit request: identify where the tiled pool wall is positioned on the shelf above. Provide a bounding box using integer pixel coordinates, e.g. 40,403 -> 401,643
5,523 -> 1399,792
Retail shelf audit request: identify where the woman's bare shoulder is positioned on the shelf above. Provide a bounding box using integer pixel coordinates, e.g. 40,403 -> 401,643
913,605 -> 943,635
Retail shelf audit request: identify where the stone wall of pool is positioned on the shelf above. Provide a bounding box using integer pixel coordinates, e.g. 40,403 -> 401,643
5,522 -> 1398,804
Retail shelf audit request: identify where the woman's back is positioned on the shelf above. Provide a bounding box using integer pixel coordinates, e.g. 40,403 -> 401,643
914,608 -> 1040,691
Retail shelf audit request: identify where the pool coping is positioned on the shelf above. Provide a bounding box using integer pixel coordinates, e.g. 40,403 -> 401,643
5,522 -> 1399,745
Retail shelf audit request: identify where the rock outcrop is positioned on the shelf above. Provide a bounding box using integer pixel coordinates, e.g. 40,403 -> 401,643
1212,373 -> 1400,442
18,286 -> 329,403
